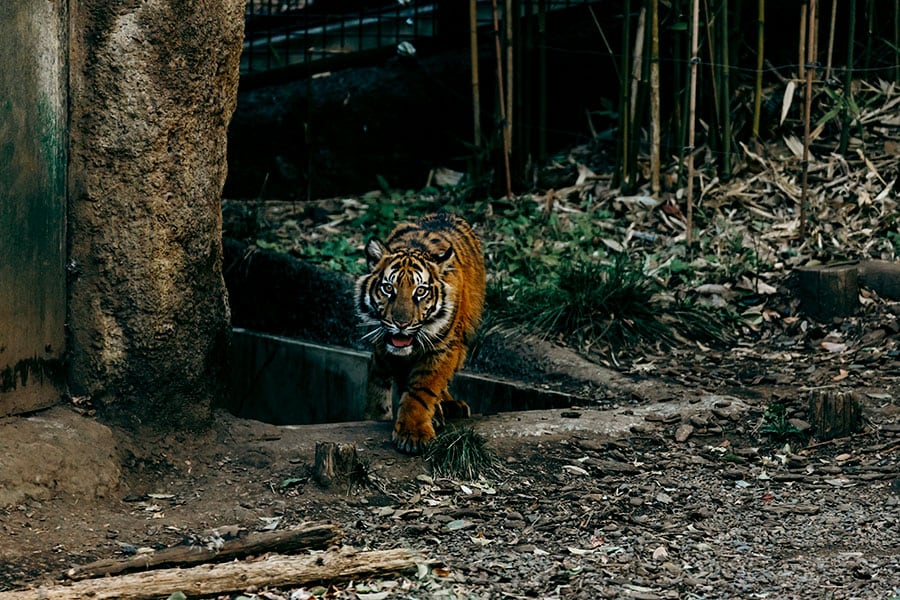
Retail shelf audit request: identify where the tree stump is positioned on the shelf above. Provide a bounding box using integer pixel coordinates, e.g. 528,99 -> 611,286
808,390 -> 862,441
796,263 -> 859,321
314,442 -> 361,488
858,260 -> 900,301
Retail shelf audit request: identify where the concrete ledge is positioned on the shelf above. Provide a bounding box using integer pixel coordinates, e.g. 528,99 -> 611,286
227,329 -> 572,425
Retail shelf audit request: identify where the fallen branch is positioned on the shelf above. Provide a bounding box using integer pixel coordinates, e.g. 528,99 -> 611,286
66,522 -> 342,580
4,547 -> 421,600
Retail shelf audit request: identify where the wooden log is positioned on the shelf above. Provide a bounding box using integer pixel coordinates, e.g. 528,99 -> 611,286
65,522 -> 341,580
858,260 -> 900,300
314,442 -> 360,488
0,548 -> 421,600
796,263 -> 859,320
808,390 -> 863,441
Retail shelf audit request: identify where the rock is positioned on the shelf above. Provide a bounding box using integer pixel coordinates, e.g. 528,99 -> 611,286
0,407 -> 121,506
787,418 -> 811,432
675,424 -> 694,442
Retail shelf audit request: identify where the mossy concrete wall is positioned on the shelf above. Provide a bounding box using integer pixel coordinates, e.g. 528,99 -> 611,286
67,0 -> 244,429
0,1 -> 67,416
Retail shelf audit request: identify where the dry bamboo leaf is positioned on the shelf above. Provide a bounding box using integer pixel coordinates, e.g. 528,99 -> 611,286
783,136 -> 806,160
780,81 -> 796,125
856,148 -> 886,186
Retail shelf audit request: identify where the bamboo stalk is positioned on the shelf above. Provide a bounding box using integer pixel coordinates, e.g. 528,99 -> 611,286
470,0 -> 481,149
537,0 -> 547,162
720,0 -> 732,179
515,0 -> 528,176
650,0 -> 661,194
825,0 -> 837,80
839,0 -> 856,154
799,1 -> 807,79
752,0 -> 765,137
702,0 -> 721,133
673,0 -> 686,180
630,6 -> 647,124
800,0 -> 817,240
686,0 -> 700,248
615,0 -> 633,189
813,0 -> 820,64
864,0 -> 873,74
626,5 -> 648,192
895,0 -> 899,82
505,0 -> 514,150
491,0 -> 513,199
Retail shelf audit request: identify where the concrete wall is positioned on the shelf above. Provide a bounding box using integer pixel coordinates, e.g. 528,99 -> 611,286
228,329 -> 573,425
0,1 -> 67,416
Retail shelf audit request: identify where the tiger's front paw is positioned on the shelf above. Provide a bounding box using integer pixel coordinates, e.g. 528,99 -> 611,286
392,403 -> 436,455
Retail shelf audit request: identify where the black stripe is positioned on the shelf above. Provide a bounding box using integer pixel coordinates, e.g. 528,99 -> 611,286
406,392 -> 430,410
411,386 -> 438,398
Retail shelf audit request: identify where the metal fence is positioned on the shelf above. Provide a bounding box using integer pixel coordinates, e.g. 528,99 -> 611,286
241,0 -> 599,79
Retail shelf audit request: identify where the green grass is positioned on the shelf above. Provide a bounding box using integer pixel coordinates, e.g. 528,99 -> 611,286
489,255 -> 736,350
426,426 -> 499,480
761,402 -> 806,443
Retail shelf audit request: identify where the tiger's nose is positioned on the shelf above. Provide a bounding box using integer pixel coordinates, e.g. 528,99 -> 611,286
394,320 -> 410,329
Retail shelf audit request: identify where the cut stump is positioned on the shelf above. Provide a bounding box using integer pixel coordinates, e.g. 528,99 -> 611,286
858,260 -> 900,301
808,390 -> 863,441
314,442 -> 361,488
796,263 -> 859,320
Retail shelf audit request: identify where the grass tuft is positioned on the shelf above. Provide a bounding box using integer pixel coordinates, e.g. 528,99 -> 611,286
426,427 -> 499,480
491,255 -> 735,350
761,402 -> 806,443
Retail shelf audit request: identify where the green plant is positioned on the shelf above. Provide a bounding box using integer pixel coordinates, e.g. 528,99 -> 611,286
426,426 -> 499,480
491,255 -> 735,350
761,402 -> 804,442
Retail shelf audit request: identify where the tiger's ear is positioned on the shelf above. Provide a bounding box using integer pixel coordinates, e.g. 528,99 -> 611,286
365,238 -> 389,269
434,245 -> 455,273
434,246 -> 454,263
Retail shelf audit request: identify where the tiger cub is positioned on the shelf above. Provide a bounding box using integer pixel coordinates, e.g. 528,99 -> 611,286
356,212 -> 486,454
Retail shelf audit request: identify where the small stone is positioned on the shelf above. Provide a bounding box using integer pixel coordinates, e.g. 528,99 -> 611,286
675,423 -> 694,442
689,414 -> 709,427
787,418 -> 811,432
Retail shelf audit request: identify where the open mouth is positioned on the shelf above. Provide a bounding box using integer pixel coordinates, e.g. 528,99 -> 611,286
388,333 -> 414,348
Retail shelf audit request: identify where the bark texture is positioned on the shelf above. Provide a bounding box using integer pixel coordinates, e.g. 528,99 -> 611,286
67,0 -> 244,429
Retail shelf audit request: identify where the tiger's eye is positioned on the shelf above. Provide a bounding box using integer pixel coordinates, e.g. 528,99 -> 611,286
380,281 -> 394,295
415,285 -> 429,299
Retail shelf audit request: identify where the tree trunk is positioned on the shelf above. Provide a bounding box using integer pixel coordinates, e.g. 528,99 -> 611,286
67,1 -> 244,429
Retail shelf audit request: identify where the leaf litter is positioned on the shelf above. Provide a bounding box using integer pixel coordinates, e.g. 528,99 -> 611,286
213,83 -> 900,600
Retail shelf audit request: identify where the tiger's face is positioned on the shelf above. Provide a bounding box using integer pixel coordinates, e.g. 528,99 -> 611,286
357,238 -> 455,357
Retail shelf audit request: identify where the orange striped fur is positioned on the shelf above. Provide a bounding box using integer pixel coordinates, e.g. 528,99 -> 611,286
356,212 -> 486,453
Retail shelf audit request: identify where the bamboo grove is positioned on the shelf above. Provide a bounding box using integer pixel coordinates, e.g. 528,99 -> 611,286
470,0 -> 900,240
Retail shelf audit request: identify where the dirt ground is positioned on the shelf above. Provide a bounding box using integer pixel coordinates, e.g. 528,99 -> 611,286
0,308 -> 898,599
